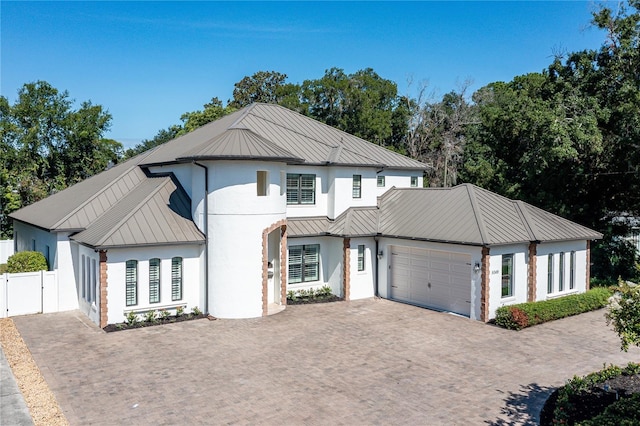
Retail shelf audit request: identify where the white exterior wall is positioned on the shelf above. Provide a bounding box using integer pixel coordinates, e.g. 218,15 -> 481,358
535,240 -> 588,301
56,234 -> 79,311
375,171 -> 423,197
285,166 -> 330,218
207,160 -> 287,318
376,238 -> 484,320
286,236 -> 343,297
487,244 -> 529,319
13,221 -> 57,269
106,245 -> 203,325
77,244 -> 101,324
348,237 -> 376,300
330,168 -> 378,219
148,163 -> 194,198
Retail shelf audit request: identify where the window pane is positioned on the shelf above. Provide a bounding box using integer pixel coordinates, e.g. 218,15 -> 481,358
501,255 -> 513,298
288,245 -> 319,283
257,171 -> 268,196
149,258 -> 160,304
172,257 -> 183,301
559,252 -> 565,292
358,245 -> 365,271
352,175 -> 361,198
377,176 -> 385,187
126,260 -> 137,306
547,254 -> 554,294
411,176 -> 418,187
570,251 -> 576,290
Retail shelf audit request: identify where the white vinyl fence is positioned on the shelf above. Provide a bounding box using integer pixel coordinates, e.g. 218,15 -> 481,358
0,270 -> 59,318
0,239 -> 14,264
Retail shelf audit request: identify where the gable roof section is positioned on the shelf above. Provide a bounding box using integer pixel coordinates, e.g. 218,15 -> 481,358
9,151 -> 155,231
289,184 -> 602,245
140,103 -> 427,170
71,175 -> 204,249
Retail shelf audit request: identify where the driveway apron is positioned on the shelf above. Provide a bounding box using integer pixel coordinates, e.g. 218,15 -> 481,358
12,299 -> 640,425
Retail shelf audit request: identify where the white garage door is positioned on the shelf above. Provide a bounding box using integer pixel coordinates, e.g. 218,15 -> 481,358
390,246 -> 471,316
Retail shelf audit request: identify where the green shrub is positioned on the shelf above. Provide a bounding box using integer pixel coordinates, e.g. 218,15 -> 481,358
0,263 -> 7,274
580,393 -> 640,426
606,281 -> 640,351
6,251 -> 48,273
494,287 -> 612,330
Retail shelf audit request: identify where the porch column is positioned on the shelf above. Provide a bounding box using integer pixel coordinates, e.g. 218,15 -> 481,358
527,243 -> 537,302
480,247 -> 490,322
586,240 -> 591,291
342,238 -> 351,301
99,250 -> 108,328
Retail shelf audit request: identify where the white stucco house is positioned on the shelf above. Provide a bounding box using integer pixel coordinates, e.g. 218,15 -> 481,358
10,103 -> 602,327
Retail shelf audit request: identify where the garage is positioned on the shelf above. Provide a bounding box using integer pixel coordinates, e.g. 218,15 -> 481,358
389,246 -> 472,316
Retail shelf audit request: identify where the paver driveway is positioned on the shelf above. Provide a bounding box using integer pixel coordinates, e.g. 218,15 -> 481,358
12,298 -> 640,425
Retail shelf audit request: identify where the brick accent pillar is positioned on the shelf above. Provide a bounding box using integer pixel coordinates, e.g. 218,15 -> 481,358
262,220 -> 287,317
480,247 -> 490,322
342,238 -> 351,301
527,243 -> 537,302
99,250 -> 108,328
585,240 -> 591,291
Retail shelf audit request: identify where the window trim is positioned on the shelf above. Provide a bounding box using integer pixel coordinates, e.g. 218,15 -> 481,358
558,252 -> 565,292
501,254 -> 514,298
377,175 -> 385,187
125,260 -> 138,306
288,244 -> 320,284
171,257 -> 183,301
547,253 -> 554,294
149,258 -> 161,304
357,245 -> 365,271
410,176 -> 418,187
286,173 -> 316,205
352,175 -> 362,199
569,251 -> 576,290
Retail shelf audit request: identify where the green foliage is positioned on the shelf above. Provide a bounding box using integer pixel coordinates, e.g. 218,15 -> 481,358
6,251 -> 48,273
0,263 -> 6,274
191,306 -> 202,316
124,311 -> 140,326
143,310 -> 157,323
580,393 -> 640,426
286,285 -> 335,303
175,305 -> 184,317
606,281 -> 640,351
592,234 -> 640,283
159,309 -> 170,321
494,287 -> 612,330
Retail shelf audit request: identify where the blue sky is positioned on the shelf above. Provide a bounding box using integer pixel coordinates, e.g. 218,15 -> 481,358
2,1 -> 608,148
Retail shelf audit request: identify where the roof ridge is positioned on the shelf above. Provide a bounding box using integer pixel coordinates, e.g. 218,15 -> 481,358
228,104 -> 258,130
51,152 -> 152,230
91,176 -> 171,247
514,200 -> 539,241
464,184 -> 490,245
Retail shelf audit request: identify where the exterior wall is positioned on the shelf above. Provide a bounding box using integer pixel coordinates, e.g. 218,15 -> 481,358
330,168 -> 379,219
286,166 -> 330,218
105,245 -> 203,325
56,234 -> 80,312
286,236 -> 343,297
148,163 -> 194,198
77,244 -> 101,325
207,160 -> 287,318
13,221 -> 57,269
487,244 -> 529,319
376,238 -> 484,320
534,240 -> 588,301
347,237 -> 376,300
375,170 -> 424,197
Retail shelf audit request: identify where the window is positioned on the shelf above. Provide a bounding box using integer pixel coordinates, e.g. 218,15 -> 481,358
547,254 -> 554,294
570,251 -> 576,290
411,176 -> 418,187
126,260 -> 138,306
501,254 -> 514,298
31,239 -> 36,251
377,176 -> 385,187
286,174 -> 315,205
559,252 -> 565,292
149,258 -> 161,304
357,245 -> 365,271
171,257 -> 183,301
352,175 -> 361,198
91,259 -> 97,304
81,255 -> 86,299
257,171 -> 269,196
288,244 -> 320,284
86,256 -> 91,302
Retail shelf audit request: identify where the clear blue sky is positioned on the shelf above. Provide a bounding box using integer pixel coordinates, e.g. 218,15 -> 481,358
2,1 -> 608,148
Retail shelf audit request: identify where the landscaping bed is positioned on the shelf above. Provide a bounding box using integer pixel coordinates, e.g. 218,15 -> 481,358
103,306 -> 209,332
286,285 -> 342,305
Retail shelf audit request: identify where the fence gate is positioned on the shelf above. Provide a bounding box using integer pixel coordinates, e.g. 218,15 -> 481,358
1,271 -> 43,318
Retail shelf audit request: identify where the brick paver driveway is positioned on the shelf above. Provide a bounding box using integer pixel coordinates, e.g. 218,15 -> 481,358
13,298 -> 640,425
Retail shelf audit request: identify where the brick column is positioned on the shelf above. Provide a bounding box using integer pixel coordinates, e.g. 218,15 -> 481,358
527,243 -> 537,302
99,250 -> 108,328
585,240 -> 591,291
480,247 -> 490,322
342,238 -> 351,301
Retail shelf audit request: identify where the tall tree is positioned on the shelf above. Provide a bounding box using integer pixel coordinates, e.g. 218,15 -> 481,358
228,71 -> 300,109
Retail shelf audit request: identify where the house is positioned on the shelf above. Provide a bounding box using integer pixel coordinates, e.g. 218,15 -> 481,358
9,103 -> 602,327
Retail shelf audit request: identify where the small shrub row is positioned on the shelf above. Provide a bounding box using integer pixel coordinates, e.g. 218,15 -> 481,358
495,287 -> 612,330
106,306 -> 204,332
0,263 -> 7,274
6,251 -> 48,273
287,285 -> 340,304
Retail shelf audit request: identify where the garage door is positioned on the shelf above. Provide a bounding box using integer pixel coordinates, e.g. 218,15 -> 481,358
390,246 -> 471,316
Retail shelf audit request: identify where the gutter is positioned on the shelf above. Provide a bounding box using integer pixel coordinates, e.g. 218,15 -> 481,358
193,161 -> 209,315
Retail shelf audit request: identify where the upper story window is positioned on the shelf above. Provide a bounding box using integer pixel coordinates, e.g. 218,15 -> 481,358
352,175 -> 362,198
257,171 -> 269,196
377,176 -> 385,187
149,258 -> 161,304
411,176 -> 419,187
126,260 -> 138,306
287,174 -> 315,205
501,254 -> 514,298
357,245 -> 365,271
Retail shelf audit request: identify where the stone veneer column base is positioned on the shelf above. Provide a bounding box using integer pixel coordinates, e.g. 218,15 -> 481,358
480,247 -> 490,322
99,250 -> 108,328
342,238 -> 351,301
527,243 -> 537,302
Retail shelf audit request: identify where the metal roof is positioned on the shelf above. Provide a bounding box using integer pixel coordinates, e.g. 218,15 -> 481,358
288,184 -> 602,245
71,176 -> 204,249
287,217 -> 331,237
140,103 -> 427,170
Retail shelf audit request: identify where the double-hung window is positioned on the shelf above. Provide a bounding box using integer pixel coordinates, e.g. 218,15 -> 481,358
171,257 -> 183,301
149,258 -> 161,304
357,245 -> 365,271
547,254 -> 554,294
288,244 -> 320,284
501,254 -> 514,298
569,251 -> 576,290
559,252 -> 565,292
286,174 -> 315,205
126,260 -> 138,306
352,175 -> 361,198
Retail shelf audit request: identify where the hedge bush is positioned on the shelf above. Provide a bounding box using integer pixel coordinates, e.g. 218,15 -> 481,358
0,263 -> 7,274
6,251 -> 48,273
494,287 -> 612,330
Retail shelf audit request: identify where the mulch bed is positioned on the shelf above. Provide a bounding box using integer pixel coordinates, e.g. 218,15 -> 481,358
286,296 -> 343,305
540,373 -> 640,425
103,314 -> 210,332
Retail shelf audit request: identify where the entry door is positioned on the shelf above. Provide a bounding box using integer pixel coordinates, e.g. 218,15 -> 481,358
390,246 -> 471,316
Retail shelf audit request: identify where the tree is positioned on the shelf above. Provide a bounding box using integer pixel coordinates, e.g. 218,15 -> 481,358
180,97 -> 235,133
228,71 -> 299,109
606,280 -> 640,351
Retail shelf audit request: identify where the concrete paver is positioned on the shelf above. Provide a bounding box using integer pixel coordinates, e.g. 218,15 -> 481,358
11,298 -> 640,425
0,347 -> 34,426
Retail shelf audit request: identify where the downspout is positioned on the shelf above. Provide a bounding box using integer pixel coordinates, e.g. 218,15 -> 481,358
193,162 -> 209,315
374,236 -> 379,297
